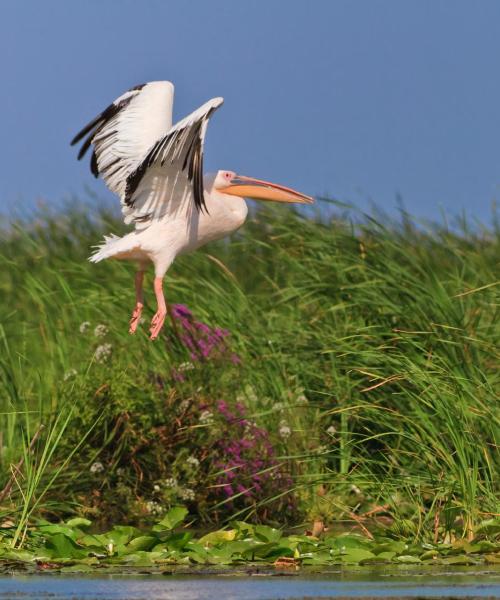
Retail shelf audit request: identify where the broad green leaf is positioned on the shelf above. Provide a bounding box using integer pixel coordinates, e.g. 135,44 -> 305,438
217,540 -> 257,556
374,551 -> 396,561
124,536 -> 158,554
254,525 -> 282,543
484,553 -> 500,564
229,521 -> 255,538
470,540 -> 498,553
439,555 -> 478,565
340,548 -> 376,564
302,551 -> 333,565
117,551 -> 155,566
420,550 -> 439,560
65,518 -> 92,529
38,524 -> 79,540
156,506 -> 188,530
4,549 -> 36,562
45,533 -> 87,559
199,529 -> 236,546
475,518 -> 500,536
372,540 -> 407,555
163,532 -> 192,551
326,534 -> 371,551
106,526 -> 141,546
395,554 -> 422,563
242,542 -> 293,560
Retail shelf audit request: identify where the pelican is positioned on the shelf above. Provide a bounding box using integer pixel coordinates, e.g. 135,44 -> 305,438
71,81 -> 312,340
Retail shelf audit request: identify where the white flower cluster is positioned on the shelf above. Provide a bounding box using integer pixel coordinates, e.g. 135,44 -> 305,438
94,343 -> 112,363
178,362 -> 195,372
63,369 -> 77,381
90,461 -> 104,474
295,387 -> 309,405
178,399 -> 190,412
279,420 -> 292,440
178,487 -> 195,501
164,477 -> 178,488
245,386 -> 258,404
186,456 -> 200,468
79,321 -> 90,334
94,324 -> 108,338
145,500 -> 164,515
199,410 -> 213,425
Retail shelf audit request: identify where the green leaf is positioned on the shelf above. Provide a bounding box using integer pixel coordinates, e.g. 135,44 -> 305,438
106,526 -> 141,546
65,518 -> 92,529
163,532 -> 192,551
484,553 -> 500,564
242,542 -> 280,559
156,506 -> 188,530
439,555 -> 478,565
372,540 -> 407,555
395,554 -> 422,563
340,548 -> 376,564
301,551 -> 333,565
470,540 -> 499,553
420,550 -> 439,560
361,551 -> 397,563
38,524 -> 79,540
124,536 -> 158,554
254,525 -> 282,543
4,549 -> 36,562
229,521 -> 255,538
217,540 -> 257,557
326,534 -> 371,551
475,517 -> 500,536
198,529 -> 236,546
45,533 -> 87,559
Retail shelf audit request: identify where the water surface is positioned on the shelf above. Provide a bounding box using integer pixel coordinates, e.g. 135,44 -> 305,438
0,567 -> 499,599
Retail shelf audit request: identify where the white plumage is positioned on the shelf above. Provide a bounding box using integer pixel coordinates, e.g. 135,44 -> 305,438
71,80 -> 312,339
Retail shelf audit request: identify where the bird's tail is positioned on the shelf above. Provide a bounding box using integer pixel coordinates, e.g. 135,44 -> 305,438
89,233 -> 141,262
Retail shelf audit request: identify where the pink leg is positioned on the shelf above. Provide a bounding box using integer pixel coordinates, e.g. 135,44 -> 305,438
150,276 -> 167,340
129,271 -> 145,334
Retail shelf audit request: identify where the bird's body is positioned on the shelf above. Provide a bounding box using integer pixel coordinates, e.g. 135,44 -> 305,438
72,81 -> 311,338
90,172 -> 248,277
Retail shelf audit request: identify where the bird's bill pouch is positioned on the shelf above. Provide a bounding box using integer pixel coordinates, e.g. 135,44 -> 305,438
222,175 -> 313,204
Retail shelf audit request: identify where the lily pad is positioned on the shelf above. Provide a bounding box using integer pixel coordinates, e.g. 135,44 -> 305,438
45,533 -> 87,559
394,555 -> 422,564
198,529 -> 236,546
340,548 -> 376,564
156,506 -> 188,531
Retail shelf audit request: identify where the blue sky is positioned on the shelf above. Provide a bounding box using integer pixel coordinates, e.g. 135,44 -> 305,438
1,0 -> 500,223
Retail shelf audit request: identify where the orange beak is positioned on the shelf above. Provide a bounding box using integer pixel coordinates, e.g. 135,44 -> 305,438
221,175 -> 313,204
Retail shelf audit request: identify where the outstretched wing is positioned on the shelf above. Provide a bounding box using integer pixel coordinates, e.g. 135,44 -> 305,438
124,97 -> 223,214
71,81 -> 223,222
71,81 -> 174,201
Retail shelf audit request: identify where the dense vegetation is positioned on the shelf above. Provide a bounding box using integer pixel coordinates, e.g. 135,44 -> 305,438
0,199 -> 498,554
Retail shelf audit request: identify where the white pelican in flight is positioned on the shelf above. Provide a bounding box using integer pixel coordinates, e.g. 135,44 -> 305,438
71,81 -> 312,340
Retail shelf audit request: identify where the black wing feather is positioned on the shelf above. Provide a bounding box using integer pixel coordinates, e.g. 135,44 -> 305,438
70,84 -> 146,175
124,105 -> 218,213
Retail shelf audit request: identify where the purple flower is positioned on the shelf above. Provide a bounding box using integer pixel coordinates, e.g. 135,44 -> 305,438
172,304 -> 192,318
170,304 -> 241,368
210,400 -> 293,511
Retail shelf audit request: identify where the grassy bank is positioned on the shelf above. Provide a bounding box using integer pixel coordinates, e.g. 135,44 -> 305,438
0,199 -> 498,548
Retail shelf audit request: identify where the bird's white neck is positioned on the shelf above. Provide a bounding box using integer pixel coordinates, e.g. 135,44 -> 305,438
197,187 -> 248,243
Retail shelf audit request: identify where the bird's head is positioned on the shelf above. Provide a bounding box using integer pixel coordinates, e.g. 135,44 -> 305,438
211,170 -> 313,204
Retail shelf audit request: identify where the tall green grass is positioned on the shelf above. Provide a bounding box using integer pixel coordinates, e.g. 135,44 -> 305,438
0,199 -> 498,539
